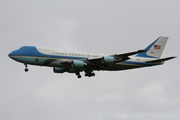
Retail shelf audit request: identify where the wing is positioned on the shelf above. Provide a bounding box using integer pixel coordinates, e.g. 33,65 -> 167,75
110,50 -> 147,61
83,49 -> 146,69
87,49 -> 146,62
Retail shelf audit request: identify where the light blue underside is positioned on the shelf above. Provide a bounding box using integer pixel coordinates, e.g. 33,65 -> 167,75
11,56 -> 47,65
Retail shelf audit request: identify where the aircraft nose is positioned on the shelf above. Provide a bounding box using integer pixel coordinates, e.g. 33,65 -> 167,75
8,51 -> 13,58
8,50 -> 21,60
8,51 -> 16,58
8,50 -> 23,62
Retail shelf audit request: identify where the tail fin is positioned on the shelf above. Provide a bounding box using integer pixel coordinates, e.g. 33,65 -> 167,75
136,36 -> 168,58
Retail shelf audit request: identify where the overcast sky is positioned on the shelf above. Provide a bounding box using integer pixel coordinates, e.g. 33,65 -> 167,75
0,0 -> 180,120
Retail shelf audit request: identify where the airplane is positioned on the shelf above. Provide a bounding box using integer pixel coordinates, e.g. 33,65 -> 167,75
8,36 -> 176,78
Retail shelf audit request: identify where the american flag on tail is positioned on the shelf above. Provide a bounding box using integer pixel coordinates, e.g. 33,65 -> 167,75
154,45 -> 161,49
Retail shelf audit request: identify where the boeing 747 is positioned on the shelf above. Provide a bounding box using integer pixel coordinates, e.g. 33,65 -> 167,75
9,36 -> 176,78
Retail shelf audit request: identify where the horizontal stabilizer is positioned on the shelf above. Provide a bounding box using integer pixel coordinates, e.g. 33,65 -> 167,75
146,56 -> 176,63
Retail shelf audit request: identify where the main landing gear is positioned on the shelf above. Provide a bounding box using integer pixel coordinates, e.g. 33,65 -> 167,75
76,72 -> 81,78
75,70 -> 95,78
24,63 -> 29,72
84,70 -> 95,77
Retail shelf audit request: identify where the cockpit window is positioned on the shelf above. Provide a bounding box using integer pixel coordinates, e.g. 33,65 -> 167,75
20,47 -> 25,49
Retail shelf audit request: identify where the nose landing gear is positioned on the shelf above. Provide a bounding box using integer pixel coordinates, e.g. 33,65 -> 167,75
24,64 -> 29,72
25,68 -> 29,72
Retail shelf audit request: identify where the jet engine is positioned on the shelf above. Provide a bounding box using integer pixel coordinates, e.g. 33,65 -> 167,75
53,67 -> 66,73
102,56 -> 115,64
71,60 -> 84,68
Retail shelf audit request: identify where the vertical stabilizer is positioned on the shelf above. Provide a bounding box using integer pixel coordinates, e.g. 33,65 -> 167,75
136,36 -> 168,58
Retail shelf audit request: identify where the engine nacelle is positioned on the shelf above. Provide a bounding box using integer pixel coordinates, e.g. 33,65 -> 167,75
72,60 -> 84,68
102,56 -> 115,64
53,67 -> 66,73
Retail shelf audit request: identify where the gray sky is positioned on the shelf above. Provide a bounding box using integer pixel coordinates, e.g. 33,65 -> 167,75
0,0 -> 180,120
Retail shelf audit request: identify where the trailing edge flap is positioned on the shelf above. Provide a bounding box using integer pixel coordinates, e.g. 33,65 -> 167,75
145,56 -> 176,63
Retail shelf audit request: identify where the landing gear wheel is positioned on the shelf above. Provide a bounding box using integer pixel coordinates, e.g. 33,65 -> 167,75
84,70 -> 95,77
91,73 -> 95,76
25,68 -> 29,72
77,75 -> 81,78
75,71 -> 82,78
24,64 -> 28,72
